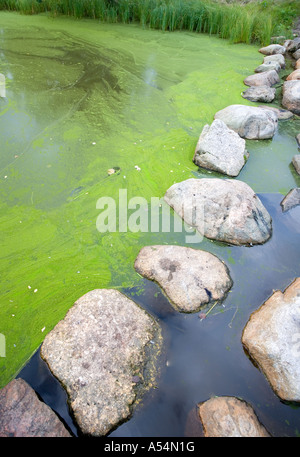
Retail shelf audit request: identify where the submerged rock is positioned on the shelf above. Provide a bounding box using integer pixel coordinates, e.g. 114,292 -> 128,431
134,245 -> 232,313
259,44 -> 286,55
242,278 -> 300,402
198,396 -> 270,437
263,54 -> 285,68
254,62 -> 281,73
242,86 -> 276,103
193,119 -> 248,177
280,188 -> 300,212
164,178 -> 272,246
243,70 -> 279,87
41,289 -> 162,436
282,80 -> 300,114
0,378 -> 71,437
214,104 -> 278,139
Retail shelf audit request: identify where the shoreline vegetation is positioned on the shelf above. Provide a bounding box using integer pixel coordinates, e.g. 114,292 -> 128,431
0,0 -> 299,45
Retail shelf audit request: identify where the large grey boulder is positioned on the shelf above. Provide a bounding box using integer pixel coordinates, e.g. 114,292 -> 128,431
164,178 -> 272,246
134,245 -> 232,313
293,49 -> 300,60
254,62 -> 281,73
193,119 -> 248,177
198,396 -> 270,437
41,289 -> 162,436
242,86 -> 276,103
243,70 -> 279,87
263,54 -> 285,68
280,188 -> 300,212
214,104 -> 278,139
282,80 -> 300,114
259,44 -> 286,55
242,278 -> 300,402
0,378 -> 71,437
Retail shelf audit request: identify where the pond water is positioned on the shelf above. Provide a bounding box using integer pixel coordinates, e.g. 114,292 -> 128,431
1,11 -> 300,437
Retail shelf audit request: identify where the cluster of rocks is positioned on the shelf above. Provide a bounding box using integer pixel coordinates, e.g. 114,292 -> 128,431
1,29 -> 300,441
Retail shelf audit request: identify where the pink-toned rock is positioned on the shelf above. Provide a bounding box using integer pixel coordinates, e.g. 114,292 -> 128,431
0,378 -> 71,437
296,59 -> 300,70
198,396 -> 270,437
242,278 -> 300,402
282,80 -> 300,114
286,69 -> 300,81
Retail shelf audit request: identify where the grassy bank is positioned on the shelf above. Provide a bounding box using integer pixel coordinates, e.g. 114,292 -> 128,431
0,0 -> 299,45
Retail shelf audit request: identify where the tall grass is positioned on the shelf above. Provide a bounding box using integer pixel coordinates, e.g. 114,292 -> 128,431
0,0 -> 298,45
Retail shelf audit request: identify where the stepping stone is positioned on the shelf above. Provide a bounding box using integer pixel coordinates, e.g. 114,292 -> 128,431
243,70 -> 279,87
164,178 -> 272,246
242,278 -> 300,402
198,396 -> 270,437
254,62 -> 281,73
0,378 -> 71,437
280,188 -> 300,212
193,119 -> 248,177
259,44 -> 286,55
134,245 -> 232,313
263,54 -> 285,68
242,86 -> 276,103
214,104 -> 278,139
41,289 -> 162,436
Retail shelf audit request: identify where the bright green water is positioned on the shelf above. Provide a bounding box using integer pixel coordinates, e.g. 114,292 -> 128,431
0,12 -> 299,388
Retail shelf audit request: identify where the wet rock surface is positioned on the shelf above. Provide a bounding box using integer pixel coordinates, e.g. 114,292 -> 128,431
0,378 -> 71,437
198,396 -> 270,437
242,278 -> 300,402
214,104 -> 278,139
193,119 -> 248,177
40,289 -> 162,436
134,245 -> 232,313
164,178 -> 272,246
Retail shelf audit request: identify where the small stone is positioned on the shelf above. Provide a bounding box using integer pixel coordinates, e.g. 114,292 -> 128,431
254,62 -> 281,73
282,80 -> 300,114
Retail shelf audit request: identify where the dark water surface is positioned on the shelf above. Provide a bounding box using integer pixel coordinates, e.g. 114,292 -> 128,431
18,193 -> 300,437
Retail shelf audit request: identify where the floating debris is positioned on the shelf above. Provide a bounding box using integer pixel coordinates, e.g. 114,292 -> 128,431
107,166 -> 121,176
134,165 -> 141,171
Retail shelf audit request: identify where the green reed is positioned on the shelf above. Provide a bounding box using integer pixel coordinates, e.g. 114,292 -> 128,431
0,0 -> 298,45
